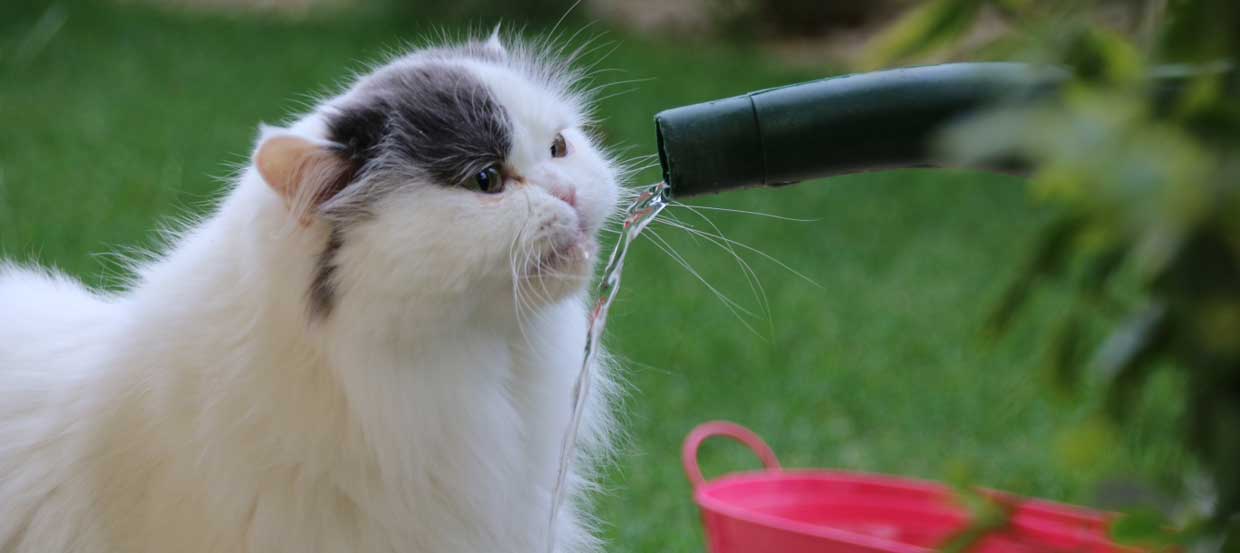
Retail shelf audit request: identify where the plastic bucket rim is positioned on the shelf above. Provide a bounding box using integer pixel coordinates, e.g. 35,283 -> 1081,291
683,422 -> 1131,553
692,468 -> 1126,552
693,469 -> 947,553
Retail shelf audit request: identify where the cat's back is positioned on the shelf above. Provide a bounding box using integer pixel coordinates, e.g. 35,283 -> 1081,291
0,264 -> 118,373
0,265 -> 123,551
0,263 -> 118,429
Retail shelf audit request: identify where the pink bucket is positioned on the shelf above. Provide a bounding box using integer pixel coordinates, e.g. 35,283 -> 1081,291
683,421 -> 1141,553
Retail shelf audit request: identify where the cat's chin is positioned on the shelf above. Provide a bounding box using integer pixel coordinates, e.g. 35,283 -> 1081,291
518,233 -> 598,300
546,237 -> 596,277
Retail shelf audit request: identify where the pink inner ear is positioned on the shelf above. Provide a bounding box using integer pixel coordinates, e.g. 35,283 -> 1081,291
255,135 -> 352,217
256,135 -> 315,198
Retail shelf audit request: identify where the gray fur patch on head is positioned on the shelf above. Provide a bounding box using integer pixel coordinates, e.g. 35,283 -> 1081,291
307,53 -> 514,316
315,38 -> 593,222
302,35 -> 601,317
324,60 -> 513,207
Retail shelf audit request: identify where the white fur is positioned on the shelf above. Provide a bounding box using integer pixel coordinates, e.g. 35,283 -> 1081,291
0,40 -> 620,553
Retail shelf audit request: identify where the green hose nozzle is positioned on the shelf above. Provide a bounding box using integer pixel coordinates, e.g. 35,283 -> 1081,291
654,63 -> 1060,198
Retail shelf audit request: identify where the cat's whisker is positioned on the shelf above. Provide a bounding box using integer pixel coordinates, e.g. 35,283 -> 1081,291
577,67 -> 629,83
643,228 -> 764,338
564,32 -> 615,71
513,286 -> 545,350
520,242 -> 571,312
568,41 -> 624,96
547,0 -> 586,41
653,218 -> 773,336
515,286 -> 561,354
657,210 -> 768,302
662,199 -> 822,289
621,165 -> 659,176
667,200 -> 821,222
590,87 -> 642,106
609,194 -> 641,211
613,156 -> 656,174
616,179 -> 656,196
524,249 -> 556,307
643,226 -> 757,318
583,77 -> 656,96
618,157 -> 660,172
559,31 -> 610,73
576,42 -> 622,78
622,152 -> 659,161
617,154 -> 664,169
658,206 -> 772,326
617,169 -> 660,184
656,211 -> 704,246
509,227 -> 539,350
610,352 -> 676,377
509,199 -> 561,352
664,213 -> 822,290
607,143 -> 643,158
547,20 -> 600,62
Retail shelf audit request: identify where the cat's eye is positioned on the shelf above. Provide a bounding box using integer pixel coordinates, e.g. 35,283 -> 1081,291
550,132 -> 568,158
467,164 -> 504,194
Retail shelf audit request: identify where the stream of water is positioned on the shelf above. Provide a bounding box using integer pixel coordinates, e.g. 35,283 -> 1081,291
545,181 -> 670,553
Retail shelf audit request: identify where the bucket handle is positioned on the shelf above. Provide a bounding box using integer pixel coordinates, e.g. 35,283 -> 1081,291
683,421 -> 781,488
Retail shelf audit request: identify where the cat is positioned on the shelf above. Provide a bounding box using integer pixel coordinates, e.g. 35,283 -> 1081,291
0,32 -> 624,553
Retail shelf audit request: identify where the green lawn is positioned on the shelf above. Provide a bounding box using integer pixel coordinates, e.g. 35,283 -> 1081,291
0,2 -> 1185,552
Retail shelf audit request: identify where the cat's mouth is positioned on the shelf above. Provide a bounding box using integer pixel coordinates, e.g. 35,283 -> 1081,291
537,229 -> 597,276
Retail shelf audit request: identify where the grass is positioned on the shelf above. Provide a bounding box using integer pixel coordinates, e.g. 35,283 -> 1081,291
1,2 -> 1186,551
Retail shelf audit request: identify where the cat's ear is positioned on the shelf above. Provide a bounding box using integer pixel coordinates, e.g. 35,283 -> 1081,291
484,24 -> 507,56
254,125 -> 352,222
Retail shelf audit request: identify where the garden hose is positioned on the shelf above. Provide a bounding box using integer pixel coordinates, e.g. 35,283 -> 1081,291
654,62 -> 1220,198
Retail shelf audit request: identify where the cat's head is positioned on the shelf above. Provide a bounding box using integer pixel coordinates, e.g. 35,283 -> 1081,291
252,35 -> 621,318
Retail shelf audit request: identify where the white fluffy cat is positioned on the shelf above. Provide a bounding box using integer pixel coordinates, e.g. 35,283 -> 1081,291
0,33 -> 622,553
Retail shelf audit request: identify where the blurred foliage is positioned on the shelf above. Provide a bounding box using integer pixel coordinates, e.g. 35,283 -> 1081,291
868,0 -> 1240,550
862,0 -> 989,69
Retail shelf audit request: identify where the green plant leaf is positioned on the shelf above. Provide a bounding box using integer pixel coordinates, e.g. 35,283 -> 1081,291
1093,303 -> 1169,419
1056,418 -> 1117,470
939,489 -> 1014,553
1043,309 -> 1086,398
986,215 -> 1081,336
1062,27 -> 1145,84
1159,0 -> 1240,63
861,0 -> 986,70
1110,508 -> 1177,546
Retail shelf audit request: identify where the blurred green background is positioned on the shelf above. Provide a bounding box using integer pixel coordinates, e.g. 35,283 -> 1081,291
0,1 -> 1184,551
